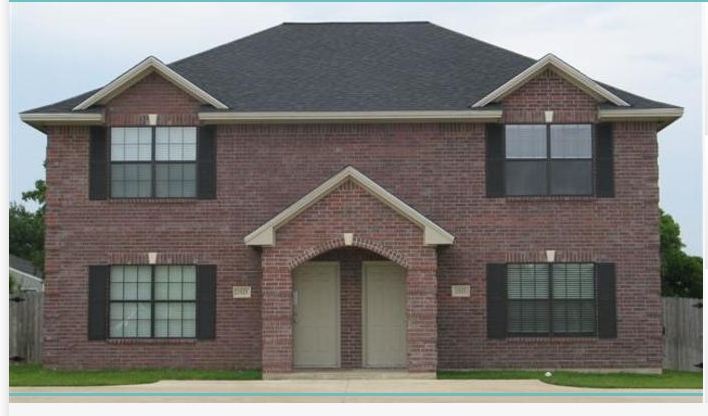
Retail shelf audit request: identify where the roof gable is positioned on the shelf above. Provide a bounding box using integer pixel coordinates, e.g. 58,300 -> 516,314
472,54 -> 630,108
73,56 -> 228,110
245,166 -> 455,246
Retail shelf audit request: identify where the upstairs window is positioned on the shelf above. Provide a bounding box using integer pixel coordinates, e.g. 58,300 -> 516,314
505,124 -> 593,196
486,123 -> 613,198
110,127 -> 197,198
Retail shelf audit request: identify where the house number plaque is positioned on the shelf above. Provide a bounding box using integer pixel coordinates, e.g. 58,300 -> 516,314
451,285 -> 471,297
233,286 -> 252,298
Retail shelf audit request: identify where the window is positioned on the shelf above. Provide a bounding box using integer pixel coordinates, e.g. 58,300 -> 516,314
506,263 -> 595,337
505,124 -> 593,196
109,265 -> 196,338
110,127 -> 197,198
486,262 -> 615,339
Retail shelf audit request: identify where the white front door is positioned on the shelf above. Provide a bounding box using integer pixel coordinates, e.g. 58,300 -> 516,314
363,261 -> 407,368
293,262 -> 340,368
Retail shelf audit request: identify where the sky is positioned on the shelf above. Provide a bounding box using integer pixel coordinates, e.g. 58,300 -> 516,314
8,2 -> 703,256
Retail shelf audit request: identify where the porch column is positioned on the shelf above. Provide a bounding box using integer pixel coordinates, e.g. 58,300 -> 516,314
406,248 -> 438,372
261,261 -> 293,373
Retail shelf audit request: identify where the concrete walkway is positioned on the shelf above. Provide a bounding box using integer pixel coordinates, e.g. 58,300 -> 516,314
10,379 -> 703,403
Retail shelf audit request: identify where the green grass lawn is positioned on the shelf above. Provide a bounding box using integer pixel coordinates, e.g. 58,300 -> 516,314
437,370 -> 703,389
10,364 -> 261,387
10,365 -> 702,388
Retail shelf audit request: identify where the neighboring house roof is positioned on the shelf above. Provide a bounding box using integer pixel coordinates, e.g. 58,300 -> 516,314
245,166 -> 455,246
21,21 -> 681,121
9,254 -> 44,292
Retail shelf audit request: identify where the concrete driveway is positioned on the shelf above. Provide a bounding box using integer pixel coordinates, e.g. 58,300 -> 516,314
10,379 -> 703,403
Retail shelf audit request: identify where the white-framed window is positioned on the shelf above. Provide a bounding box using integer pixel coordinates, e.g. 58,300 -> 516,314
109,265 -> 197,338
505,124 -> 593,196
110,127 -> 197,198
506,263 -> 596,336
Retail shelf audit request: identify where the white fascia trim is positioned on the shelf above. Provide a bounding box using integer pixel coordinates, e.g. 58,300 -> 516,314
472,54 -> 630,108
9,268 -> 43,283
597,108 -> 684,120
73,56 -> 228,110
20,113 -> 104,124
244,166 -> 455,247
200,110 -> 502,123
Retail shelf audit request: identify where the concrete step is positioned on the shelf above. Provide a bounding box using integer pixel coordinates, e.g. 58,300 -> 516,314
264,370 -> 436,380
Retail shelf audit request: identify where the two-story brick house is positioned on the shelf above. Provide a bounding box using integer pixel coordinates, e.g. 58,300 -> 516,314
21,22 -> 682,375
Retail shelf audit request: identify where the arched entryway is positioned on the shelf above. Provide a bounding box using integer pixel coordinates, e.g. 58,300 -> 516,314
291,247 -> 408,370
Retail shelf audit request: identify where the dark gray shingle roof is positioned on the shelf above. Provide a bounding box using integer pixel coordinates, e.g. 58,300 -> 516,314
23,22 -> 678,114
9,254 -> 41,277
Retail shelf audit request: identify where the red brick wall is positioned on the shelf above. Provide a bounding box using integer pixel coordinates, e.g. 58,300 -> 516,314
502,69 -> 598,123
105,72 -> 201,126
42,70 -> 662,371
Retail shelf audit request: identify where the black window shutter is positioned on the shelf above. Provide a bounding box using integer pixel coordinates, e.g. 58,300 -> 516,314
88,265 -> 109,340
487,263 -> 507,339
486,124 -> 505,197
89,126 -> 108,200
595,123 -> 614,197
197,126 -> 217,199
596,263 -> 617,338
196,265 -> 217,340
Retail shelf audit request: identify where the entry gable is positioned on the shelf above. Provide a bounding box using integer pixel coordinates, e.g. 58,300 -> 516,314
244,166 -> 455,246
472,53 -> 630,108
73,56 -> 228,110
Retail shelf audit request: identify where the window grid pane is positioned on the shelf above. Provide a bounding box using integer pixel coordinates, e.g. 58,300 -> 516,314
111,127 -> 152,161
155,163 -> 197,198
154,266 -> 197,301
505,161 -> 548,196
550,125 -> 592,158
109,302 -> 152,338
505,125 -> 547,158
550,160 -> 592,195
155,127 -> 197,161
111,164 -> 152,198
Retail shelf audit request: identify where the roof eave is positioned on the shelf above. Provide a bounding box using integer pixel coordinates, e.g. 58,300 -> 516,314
598,107 -> 683,130
199,110 -> 502,124
19,112 -> 105,133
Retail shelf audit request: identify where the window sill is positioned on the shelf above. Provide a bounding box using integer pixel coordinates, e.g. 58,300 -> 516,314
106,338 -> 198,345
502,337 -> 599,343
504,196 -> 597,202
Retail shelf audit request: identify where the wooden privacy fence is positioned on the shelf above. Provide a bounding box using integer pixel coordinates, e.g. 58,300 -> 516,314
9,292 -> 43,364
663,297 -> 703,372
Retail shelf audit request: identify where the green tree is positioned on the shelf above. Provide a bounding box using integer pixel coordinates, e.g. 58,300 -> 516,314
660,209 -> 702,298
9,178 -> 46,276
10,274 -> 18,294
21,179 -> 46,213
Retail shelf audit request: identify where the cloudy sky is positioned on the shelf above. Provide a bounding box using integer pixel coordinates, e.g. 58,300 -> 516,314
8,2 -> 703,255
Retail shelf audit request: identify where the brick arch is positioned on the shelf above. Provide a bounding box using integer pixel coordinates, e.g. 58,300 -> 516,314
287,235 -> 410,270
